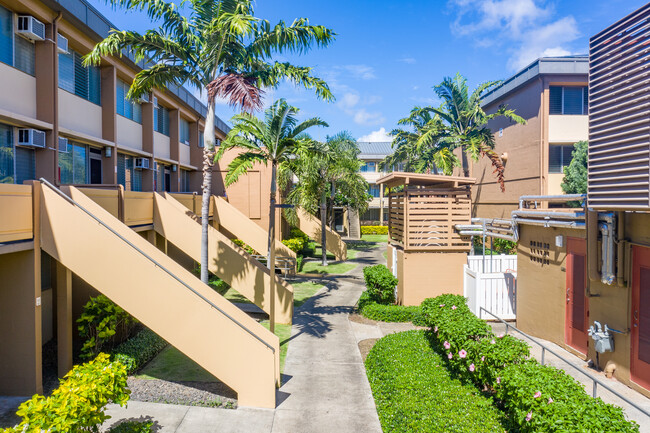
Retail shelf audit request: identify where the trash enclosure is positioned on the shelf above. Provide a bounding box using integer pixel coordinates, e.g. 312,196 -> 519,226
378,173 -> 475,305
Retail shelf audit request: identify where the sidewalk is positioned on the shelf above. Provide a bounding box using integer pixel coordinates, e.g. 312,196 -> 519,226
102,245 -> 384,433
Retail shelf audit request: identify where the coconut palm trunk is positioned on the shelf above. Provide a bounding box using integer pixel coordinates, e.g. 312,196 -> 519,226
200,101 -> 216,283
267,161 -> 277,333
320,188 -> 328,266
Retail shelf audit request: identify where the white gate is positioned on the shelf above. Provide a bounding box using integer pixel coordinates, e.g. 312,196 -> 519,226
464,255 -> 517,320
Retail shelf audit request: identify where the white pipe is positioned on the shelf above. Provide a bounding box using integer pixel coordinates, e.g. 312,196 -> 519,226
599,213 -> 616,285
513,217 -> 585,229
512,210 -> 585,220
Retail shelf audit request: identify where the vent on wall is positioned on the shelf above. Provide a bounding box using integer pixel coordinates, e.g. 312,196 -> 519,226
57,33 -> 68,54
588,4 -> 650,210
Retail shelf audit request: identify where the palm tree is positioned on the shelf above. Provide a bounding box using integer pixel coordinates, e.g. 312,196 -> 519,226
281,131 -> 369,266
417,73 -> 525,191
217,98 -> 327,329
84,0 -> 335,283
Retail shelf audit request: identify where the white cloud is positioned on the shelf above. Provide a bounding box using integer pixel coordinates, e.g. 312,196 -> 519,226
398,57 -> 417,64
336,64 -> 377,80
339,92 -> 360,110
354,109 -> 386,126
449,0 -> 580,71
358,127 -> 392,142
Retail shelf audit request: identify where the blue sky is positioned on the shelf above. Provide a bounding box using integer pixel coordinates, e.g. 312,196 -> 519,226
91,0 -> 647,141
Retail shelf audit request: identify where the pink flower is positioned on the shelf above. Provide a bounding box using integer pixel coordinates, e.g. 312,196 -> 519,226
490,339 -> 496,345
434,326 -> 438,333
525,412 -> 532,422
443,341 -> 451,350
448,352 -> 453,359
498,334 -> 504,338
481,356 -> 485,361
439,304 -> 445,308
469,363 -> 475,372
534,391 -> 541,399
548,398 -> 553,404
451,305 -> 457,310
459,349 -> 467,358
496,377 -> 501,384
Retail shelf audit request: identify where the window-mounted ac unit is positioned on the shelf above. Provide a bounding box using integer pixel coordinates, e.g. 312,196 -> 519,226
135,93 -> 150,104
18,128 -> 46,148
58,137 -> 69,152
134,157 -> 150,170
152,96 -> 158,108
57,33 -> 68,54
16,15 -> 45,42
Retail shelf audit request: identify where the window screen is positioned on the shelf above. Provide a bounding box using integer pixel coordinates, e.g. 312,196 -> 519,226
199,131 -> 204,148
15,146 -> 34,184
132,164 -> 142,192
14,35 -> 34,75
180,118 -> 190,144
59,51 -> 75,93
0,123 -> 13,183
155,105 -> 170,136
117,153 -> 126,188
117,79 -> 142,123
563,87 -> 584,115
59,50 -> 101,105
549,144 -> 575,174
549,86 -> 563,115
0,6 -> 11,66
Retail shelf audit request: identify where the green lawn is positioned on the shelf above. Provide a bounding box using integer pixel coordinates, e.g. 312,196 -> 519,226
220,287 -> 251,304
300,260 -> 356,275
361,234 -> 388,243
260,321 -> 291,374
137,345 -> 218,382
292,281 -> 325,308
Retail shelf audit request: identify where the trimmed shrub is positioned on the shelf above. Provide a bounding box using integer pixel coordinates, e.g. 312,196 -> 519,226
108,420 -> 154,433
112,328 -> 167,374
289,227 -> 310,243
360,225 -> 388,235
232,239 -> 258,255
77,295 -> 138,360
5,353 -> 129,432
422,294 -> 639,433
282,237 -> 306,253
358,291 -> 423,324
363,265 -> 398,304
366,330 -> 507,433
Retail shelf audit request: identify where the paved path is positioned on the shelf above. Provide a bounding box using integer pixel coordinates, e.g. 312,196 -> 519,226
101,244 -> 384,433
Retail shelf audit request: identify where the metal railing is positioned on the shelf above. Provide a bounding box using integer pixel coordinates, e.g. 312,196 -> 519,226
40,179 -> 274,353
251,255 -> 297,275
480,307 -> 650,418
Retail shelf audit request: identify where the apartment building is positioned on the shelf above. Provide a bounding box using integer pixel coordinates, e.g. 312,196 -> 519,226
357,141 -> 392,224
464,56 -> 589,219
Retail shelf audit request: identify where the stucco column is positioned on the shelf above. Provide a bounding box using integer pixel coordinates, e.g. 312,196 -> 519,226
101,65 -> 117,184
141,99 -> 155,191
34,22 -> 57,182
169,109 -> 180,192
55,261 -> 72,377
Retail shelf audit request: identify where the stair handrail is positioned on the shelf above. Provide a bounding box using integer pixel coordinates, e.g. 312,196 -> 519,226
39,179 -> 275,354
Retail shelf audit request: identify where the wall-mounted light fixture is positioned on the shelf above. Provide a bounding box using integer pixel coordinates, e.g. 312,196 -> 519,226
172,164 -> 178,172
105,146 -> 112,158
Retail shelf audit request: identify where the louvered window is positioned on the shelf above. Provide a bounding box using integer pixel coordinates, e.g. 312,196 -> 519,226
155,162 -> 165,192
116,79 -> 142,123
59,140 -> 87,184
549,144 -> 575,174
15,146 -> 34,184
180,169 -> 190,192
0,123 -> 14,184
154,104 -> 170,136
549,86 -> 588,115
198,131 -> 204,148
588,3 -> 650,209
59,49 -> 101,105
180,118 -> 190,144
0,5 -> 35,75
117,153 -> 126,188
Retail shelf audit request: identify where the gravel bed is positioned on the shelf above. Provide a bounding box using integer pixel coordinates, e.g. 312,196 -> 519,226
127,377 -> 237,408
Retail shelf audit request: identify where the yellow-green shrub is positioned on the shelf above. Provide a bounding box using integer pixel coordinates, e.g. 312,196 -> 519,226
361,225 -> 388,235
282,237 -> 306,253
6,353 -> 130,432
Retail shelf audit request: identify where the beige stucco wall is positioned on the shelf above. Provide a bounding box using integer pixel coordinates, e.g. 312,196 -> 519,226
548,115 -> 588,143
547,173 -> 565,196
0,62 -> 37,119
153,132 -> 171,160
117,115 -> 143,151
179,143 -> 191,167
58,90 -> 102,139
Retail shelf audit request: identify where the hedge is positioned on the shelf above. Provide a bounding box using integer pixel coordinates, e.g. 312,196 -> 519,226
282,237 -> 306,253
358,291 -> 425,325
361,225 -> 388,235
421,294 -> 639,433
363,265 -> 398,304
112,328 -> 168,374
366,330 -> 508,433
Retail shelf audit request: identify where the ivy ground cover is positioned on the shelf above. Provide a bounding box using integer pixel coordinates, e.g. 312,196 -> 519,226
365,330 -> 507,433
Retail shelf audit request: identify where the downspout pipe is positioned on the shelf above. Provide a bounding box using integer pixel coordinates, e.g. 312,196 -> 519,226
599,213 -> 616,285
617,211 -> 625,287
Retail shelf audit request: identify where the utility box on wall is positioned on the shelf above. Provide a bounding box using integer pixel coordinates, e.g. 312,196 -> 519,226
379,173 -> 475,306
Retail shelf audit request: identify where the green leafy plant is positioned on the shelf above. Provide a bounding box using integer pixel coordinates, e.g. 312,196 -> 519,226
112,328 -> 168,374
363,265 -> 398,304
357,291 -> 424,324
360,225 -> 388,235
366,330 -> 507,433
232,239 -> 258,255
296,255 -> 305,272
561,140 -> 588,207
108,420 -> 154,433
282,237 -> 306,253
6,353 -> 129,432
77,295 -> 138,360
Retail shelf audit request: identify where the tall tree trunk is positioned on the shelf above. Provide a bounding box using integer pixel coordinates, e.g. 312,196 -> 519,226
320,188 -> 328,266
200,101 -> 216,284
267,161 -> 277,333
329,182 -> 335,230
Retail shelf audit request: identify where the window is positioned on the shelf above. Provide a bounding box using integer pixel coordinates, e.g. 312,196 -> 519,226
368,184 -> 380,198
180,169 -> 190,192
0,6 -> 35,75
180,118 -> 190,144
549,144 -> 575,173
549,86 -> 588,115
59,49 -> 101,105
198,130 -> 204,148
154,161 -> 165,192
0,123 -> 14,183
117,153 -> 142,191
116,79 -> 142,123
360,161 -> 376,172
154,104 -> 170,136
58,140 -> 88,184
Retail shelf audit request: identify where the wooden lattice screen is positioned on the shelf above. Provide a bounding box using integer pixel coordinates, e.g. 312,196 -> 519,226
388,186 -> 471,251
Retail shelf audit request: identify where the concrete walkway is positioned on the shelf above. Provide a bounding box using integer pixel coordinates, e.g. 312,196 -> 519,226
101,244 -> 384,433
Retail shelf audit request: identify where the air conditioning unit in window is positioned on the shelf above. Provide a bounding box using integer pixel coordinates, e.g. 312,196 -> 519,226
57,33 -> 69,54
134,157 -> 150,170
18,128 -> 46,148
58,137 -> 69,152
152,96 -> 158,108
16,15 -> 45,42
135,93 -> 151,104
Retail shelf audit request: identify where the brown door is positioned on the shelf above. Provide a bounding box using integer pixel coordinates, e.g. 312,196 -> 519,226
566,237 -> 588,355
631,245 -> 650,389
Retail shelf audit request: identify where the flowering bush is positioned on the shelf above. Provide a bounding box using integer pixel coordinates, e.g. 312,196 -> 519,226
422,294 -> 639,433
363,265 -> 398,304
360,225 -> 388,235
